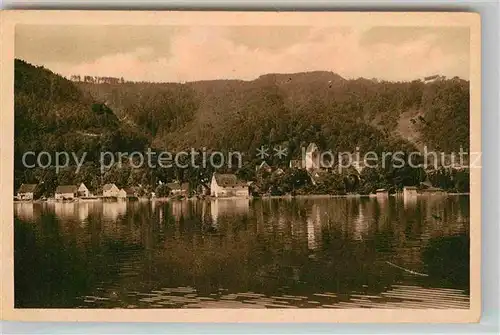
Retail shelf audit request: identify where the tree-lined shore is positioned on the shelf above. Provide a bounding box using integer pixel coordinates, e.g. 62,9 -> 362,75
14,59 -> 470,196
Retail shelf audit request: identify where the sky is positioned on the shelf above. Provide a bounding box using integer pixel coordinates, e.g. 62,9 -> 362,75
15,25 -> 470,83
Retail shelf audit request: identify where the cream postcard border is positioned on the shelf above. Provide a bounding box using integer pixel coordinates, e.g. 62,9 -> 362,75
0,10 -> 481,323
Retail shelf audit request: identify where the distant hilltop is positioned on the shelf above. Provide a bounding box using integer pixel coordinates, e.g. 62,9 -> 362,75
68,72 -> 460,86
68,70 -> 346,86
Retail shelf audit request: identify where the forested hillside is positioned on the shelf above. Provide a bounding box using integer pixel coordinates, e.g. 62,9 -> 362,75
15,60 -> 148,159
77,70 -> 469,155
14,60 -> 147,191
14,59 -> 470,194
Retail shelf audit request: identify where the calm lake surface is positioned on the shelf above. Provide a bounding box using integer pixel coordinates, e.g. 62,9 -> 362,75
14,195 -> 470,309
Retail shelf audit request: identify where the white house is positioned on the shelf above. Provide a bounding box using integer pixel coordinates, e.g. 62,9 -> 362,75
77,183 -> 90,197
17,183 -> 38,200
273,168 -> 285,176
210,173 -> 249,198
102,183 -> 120,197
304,143 -> 320,171
376,188 -> 389,197
117,188 -> 127,198
55,185 -> 78,200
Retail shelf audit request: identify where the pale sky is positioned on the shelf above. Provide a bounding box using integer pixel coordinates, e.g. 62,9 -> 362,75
15,25 -> 470,82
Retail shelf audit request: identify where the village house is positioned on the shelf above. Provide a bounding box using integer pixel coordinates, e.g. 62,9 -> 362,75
376,188 -> 389,197
419,178 -> 444,193
117,188 -> 127,198
305,143 -> 321,171
77,183 -> 90,197
288,143 -> 321,171
286,143 -> 325,171
55,185 -> 78,200
102,183 -> 120,197
124,187 -> 139,198
16,183 -> 38,200
420,186 -> 444,194
167,182 -> 190,196
210,173 -> 249,198
255,161 -> 272,173
273,168 -> 285,176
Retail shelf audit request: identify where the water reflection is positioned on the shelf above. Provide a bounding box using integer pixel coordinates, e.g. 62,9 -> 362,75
211,198 -> 250,224
403,194 -> 418,209
353,202 -> 369,241
102,201 -> 127,221
14,195 -> 470,308
14,202 -> 40,222
171,200 -> 188,222
78,203 -> 89,223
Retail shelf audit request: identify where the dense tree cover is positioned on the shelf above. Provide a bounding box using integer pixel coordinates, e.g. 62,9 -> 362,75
14,60 -> 148,190
154,184 -> 171,197
416,79 -> 470,152
14,60 -> 470,195
249,164 -> 468,197
79,81 -> 198,139
426,167 -> 470,193
78,72 -> 469,154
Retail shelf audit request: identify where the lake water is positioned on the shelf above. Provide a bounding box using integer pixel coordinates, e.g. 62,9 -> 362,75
14,195 -> 470,309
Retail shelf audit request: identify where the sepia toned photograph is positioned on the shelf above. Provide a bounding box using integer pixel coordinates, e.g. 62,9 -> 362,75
1,11 -> 481,322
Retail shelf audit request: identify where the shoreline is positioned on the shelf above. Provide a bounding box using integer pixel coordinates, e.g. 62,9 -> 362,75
13,192 -> 470,203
